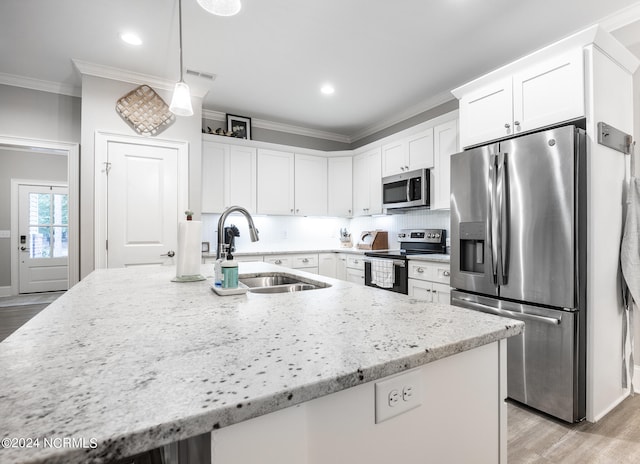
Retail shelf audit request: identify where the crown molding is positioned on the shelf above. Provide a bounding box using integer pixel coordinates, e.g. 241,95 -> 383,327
600,2 -> 640,32
0,72 -> 80,98
202,109 -> 352,144
72,59 -> 209,98
350,90 -> 455,142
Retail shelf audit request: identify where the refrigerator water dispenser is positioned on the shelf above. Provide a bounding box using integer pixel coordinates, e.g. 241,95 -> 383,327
459,222 -> 485,273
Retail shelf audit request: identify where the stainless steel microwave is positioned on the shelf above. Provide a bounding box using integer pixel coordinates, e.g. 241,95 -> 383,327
382,168 -> 430,210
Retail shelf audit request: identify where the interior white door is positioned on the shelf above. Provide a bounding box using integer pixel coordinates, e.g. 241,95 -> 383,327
106,142 -> 179,268
18,184 -> 69,293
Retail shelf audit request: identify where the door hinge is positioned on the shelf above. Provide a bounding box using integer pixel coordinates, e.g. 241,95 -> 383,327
103,162 -> 112,175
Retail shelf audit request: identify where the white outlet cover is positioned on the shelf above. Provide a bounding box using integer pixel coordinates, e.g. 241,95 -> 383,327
0,230 -> 10,239
374,368 -> 422,424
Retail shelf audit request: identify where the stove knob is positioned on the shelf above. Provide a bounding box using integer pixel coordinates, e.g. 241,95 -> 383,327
428,233 -> 434,239
398,233 -> 406,238
435,233 -> 440,239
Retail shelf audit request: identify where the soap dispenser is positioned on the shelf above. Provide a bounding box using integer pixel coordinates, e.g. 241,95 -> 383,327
221,254 -> 238,289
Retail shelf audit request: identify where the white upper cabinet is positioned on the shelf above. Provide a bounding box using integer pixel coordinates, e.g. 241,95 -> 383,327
512,49 -> 584,135
225,145 -> 257,213
328,157 -> 353,217
202,141 -> 226,213
457,49 -> 584,148
257,149 -> 295,215
432,119 -> 458,210
353,147 -> 382,216
295,153 -> 327,216
381,128 -> 434,177
202,141 -> 256,214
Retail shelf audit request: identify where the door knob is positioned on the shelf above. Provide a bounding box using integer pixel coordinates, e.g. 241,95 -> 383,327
161,251 -> 175,257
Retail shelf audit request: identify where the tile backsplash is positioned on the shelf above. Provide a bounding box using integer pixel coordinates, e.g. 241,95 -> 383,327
202,209 -> 450,253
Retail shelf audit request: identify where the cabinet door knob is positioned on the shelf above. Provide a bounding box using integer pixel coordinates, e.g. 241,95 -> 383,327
405,165 -> 409,170
296,209 -> 299,213
302,258 -> 309,263
443,270 -> 450,276
514,121 -> 520,127
290,209 -> 294,213
275,259 -> 282,264
504,123 -> 511,129
400,166 -> 405,171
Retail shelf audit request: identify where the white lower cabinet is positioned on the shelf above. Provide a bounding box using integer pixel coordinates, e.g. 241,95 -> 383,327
407,260 -> 451,303
345,255 -> 365,285
335,254 -> 348,281
318,253 -> 337,278
265,254 -> 319,274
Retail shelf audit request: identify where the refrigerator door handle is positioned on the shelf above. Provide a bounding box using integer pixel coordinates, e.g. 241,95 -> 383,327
498,153 -> 509,285
454,297 -> 562,326
490,155 -> 499,284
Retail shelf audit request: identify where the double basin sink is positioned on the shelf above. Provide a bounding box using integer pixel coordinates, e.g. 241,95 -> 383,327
240,273 -> 331,294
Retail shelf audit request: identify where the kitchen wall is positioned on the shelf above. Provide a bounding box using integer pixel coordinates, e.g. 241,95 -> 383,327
202,117 -> 351,151
351,100 -> 459,149
79,75 -> 204,278
201,209 -> 450,254
0,84 -> 81,142
0,150 -> 67,288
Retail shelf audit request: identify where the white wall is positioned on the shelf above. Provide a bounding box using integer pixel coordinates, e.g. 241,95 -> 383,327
201,209 -> 450,255
79,75 -> 203,278
0,84 -> 80,143
0,150 -> 68,287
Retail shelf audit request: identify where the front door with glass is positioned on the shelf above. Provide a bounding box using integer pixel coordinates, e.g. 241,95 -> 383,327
18,184 -> 69,293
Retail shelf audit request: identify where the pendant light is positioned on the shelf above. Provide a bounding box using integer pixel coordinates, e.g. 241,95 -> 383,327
170,0 -> 194,116
197,0 -> 242,16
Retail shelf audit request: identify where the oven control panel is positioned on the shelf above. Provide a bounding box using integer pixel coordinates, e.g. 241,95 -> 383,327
397,229 -> 446,243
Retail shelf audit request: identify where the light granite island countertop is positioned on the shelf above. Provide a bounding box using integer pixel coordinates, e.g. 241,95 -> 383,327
0,262 -> 521,464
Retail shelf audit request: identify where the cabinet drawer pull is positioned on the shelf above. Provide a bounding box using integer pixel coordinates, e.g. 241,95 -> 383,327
443,270 -> 450,277
416,267 -> 424,273
504,123 -> 511,129
302,258 -> 309,263
275,259 -> 282,264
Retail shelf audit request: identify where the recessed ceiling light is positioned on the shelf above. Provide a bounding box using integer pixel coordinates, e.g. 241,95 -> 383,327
321,84 -> 335,95
120,32 -> 142,46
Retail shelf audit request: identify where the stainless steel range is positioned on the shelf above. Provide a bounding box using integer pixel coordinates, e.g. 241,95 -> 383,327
364,229 -> 447,294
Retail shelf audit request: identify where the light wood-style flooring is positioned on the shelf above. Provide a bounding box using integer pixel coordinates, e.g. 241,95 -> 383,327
0,291 -> 63,342
508,396 -> 640,463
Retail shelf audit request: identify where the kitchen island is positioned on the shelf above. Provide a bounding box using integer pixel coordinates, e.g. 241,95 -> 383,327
0,262 -> 522,464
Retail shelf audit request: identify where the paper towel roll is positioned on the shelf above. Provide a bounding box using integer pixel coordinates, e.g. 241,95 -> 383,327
176,220 -> 202,278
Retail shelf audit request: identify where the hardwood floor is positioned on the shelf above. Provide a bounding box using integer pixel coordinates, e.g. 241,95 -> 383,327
0,292 -> 63,342
508,396 -> 640,463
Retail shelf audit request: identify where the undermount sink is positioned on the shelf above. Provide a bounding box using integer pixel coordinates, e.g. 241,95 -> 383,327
239,273 -> 331,294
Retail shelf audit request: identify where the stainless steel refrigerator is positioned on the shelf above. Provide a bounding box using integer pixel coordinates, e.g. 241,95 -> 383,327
450,124 -> 587,423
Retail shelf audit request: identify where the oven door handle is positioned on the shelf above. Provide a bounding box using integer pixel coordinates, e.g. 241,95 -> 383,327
362,258 -> 406,267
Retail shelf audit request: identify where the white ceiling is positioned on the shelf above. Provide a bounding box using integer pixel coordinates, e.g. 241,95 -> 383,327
2,0 -> 640,141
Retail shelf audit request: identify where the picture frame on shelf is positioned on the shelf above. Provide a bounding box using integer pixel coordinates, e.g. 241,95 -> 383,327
226,114 -> 252,140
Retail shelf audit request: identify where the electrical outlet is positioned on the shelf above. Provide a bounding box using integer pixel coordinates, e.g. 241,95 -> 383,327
375,368 -> 422,423
388,389 -> 401,407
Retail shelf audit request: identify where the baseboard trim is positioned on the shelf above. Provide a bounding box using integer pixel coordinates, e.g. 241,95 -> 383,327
0,286 -> 11,297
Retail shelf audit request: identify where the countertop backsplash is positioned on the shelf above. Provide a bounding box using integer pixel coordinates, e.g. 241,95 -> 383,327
201,209 -> 450,254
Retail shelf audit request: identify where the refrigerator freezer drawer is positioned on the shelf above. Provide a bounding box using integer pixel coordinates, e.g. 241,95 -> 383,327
451,291 -> 585,423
